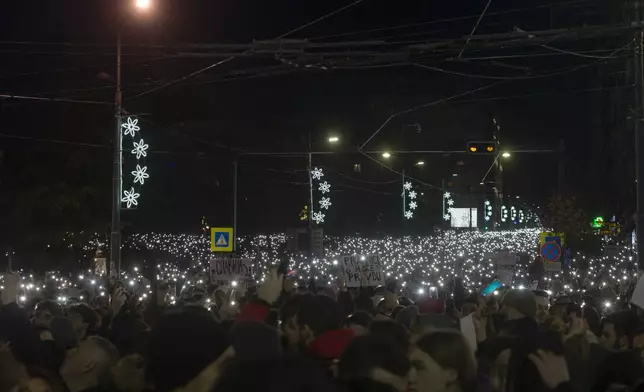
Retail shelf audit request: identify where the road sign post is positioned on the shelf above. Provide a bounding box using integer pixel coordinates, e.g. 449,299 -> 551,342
211,227 -> 234,252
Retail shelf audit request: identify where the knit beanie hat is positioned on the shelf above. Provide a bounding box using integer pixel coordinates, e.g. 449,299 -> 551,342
501,289 -> 537,318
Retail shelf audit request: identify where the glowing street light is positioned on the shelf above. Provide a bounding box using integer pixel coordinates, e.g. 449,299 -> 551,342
416,161 -> 425,166
501,152 -> 511,158
328,136 -> 340,144
135,0 -> 151,9
382,152 -> 391,159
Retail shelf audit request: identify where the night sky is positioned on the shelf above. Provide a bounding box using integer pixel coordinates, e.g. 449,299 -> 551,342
0,0 -> 634,242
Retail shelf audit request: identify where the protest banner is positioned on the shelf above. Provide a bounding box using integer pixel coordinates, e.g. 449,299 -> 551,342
210,258 -> 254,281
341,255 -> 385,287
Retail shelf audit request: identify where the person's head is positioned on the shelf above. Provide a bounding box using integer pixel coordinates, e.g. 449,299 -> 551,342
551,296 -> 572,321
339,335 -> 413,392
60,336 -> 119,392
345,311 -> 374,336
532,291 -> 550,323
600,311 -> 639,351
145,307 -> 229,391
483,296 -> 499,316
296,294 -> 342,347
66,303 -> 99,342
33,300 -> 64,328
279,295 -> 302,352
582,306 -> 601,338
394,306 -> 419,333
460,297 -> 478,318
411,330 -> 476,392
500,289 -> 537,320
369,320 -> 410,352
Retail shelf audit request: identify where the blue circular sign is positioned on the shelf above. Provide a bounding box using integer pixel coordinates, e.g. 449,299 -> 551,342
540,241 -> 561,262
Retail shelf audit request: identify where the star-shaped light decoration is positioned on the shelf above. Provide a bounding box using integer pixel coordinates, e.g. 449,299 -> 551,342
312,211 -> 325,224
447,199 -> 454,206
318,181 -> 331,194
485,200 -> 491,206
122,188 -> 140,208
122,117 -> 140,137
404,210 -> 414,219
409,201 -> 417,210
444,192 -> 451,199
319,197 -> 332,210
131,165 -> 149,185
409,190 -> 417,199
443,214 -> 451,221
132,139 -> 149,159
403,182 -> 412,191
311,168 -> 324,181
448,207 -> 455,214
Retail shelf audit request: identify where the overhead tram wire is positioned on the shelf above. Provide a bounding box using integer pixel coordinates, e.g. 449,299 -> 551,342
410,39 -> 634,80
307,0 -> 591,41
127,0 -> 368,99
458,0 -> 493,59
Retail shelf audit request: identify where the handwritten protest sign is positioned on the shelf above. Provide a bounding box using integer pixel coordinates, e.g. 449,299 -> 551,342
210,258 -> 254,281
341,255 -> 385,287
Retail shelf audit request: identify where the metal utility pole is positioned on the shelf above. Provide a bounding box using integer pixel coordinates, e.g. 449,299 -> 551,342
634,0 -> 644,270
493,118 -> 503,230
110,16 -> 123,277
402,169 -> 406,220
233,160 -> 238,252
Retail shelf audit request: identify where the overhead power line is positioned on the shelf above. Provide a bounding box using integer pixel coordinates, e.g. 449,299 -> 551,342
309,0 -> 590,41
458,0 -> 493,59
128,0 -> 367,99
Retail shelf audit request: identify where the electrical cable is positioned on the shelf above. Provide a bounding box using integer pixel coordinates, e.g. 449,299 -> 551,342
540,44 -> 627,59
0,94 -> 111,105
308,0 -> 590,41
458,0 -> 493,59
318,165 -> 400,185
127,0 -> 367,99
411,39 -> 633,80
359,80 -> 509,151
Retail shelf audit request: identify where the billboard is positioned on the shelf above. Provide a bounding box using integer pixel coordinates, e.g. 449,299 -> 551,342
450,208 -> 477,228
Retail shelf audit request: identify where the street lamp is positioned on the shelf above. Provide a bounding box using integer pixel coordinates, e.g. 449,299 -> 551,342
111,0 -> 152,278
416,161 -> 425,166
382,152 -> 391,159
501,152 -> 511,158
135,0 -> 151,9
328,136 -> 339,144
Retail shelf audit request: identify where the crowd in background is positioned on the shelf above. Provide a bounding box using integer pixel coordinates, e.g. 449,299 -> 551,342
2,267 -> 644,392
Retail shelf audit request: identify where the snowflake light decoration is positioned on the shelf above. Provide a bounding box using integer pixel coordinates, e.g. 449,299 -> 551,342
122,188 -> 140,208
319,197 -> 332,210
120,116 -> 149,209
403,181 -> 419,219
318,181 -> 331,194
443,191 -> 454,221
310,168 -> 332,225
132,139 -> 149,159
132,165 -> 149,185
312,211 -> 326,224
122,117 -> 140,137
311,167 -> 324,181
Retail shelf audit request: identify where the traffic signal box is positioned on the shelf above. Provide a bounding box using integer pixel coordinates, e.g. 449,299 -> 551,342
467,141 -> 496,154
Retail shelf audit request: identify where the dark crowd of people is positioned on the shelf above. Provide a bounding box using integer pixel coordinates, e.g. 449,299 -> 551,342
2,270 -> 644,392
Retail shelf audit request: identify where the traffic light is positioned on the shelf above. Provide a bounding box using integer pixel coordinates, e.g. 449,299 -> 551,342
467,141 -> 496,155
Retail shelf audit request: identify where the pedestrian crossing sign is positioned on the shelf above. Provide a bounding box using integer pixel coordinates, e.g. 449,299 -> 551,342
211,227 -> 234,252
